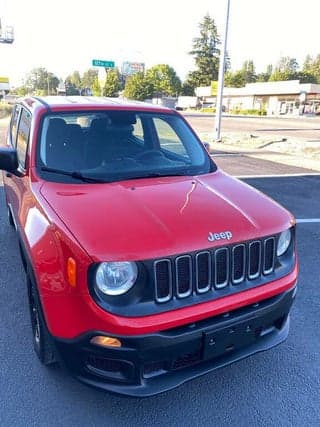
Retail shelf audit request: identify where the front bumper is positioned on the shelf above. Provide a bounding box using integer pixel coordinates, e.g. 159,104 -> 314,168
54,285 -> 296,397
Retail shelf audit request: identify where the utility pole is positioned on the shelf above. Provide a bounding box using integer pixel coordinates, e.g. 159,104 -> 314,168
214,0 -> 231,142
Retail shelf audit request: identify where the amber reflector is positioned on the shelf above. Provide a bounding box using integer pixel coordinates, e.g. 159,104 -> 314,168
90,336 -> 122,348
67,257 -> 77,287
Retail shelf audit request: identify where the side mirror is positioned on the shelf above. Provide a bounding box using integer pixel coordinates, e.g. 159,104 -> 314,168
203,141 -> 211,153
0,148 -> 19,173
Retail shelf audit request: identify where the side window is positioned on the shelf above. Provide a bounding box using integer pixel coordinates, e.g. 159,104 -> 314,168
153,118 -> 188,156
16,109 -> 31,169
132,117 -> 145,144
10,105 -> 20,147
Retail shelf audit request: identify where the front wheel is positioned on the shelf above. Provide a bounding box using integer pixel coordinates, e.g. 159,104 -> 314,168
27,273 -> 58,366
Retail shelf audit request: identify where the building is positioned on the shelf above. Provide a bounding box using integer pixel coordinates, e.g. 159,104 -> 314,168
196,80 -> 320,116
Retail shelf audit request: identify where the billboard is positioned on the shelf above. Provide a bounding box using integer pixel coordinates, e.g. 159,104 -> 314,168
122,62 -> 145,76
0,76 -> 10,93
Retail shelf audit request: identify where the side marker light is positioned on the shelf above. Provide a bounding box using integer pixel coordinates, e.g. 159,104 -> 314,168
67,257 -> 77,287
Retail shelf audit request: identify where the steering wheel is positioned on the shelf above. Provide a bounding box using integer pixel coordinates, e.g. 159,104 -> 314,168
134,150 -> 165,161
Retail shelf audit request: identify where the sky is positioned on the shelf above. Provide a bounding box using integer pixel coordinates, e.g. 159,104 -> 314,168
1,0 -> 320,87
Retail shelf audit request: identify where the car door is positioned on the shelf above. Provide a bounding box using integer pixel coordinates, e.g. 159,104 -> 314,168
4,105 -> 31,229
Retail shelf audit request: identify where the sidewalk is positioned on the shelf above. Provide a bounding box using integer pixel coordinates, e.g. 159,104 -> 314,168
202,131 -> 320,173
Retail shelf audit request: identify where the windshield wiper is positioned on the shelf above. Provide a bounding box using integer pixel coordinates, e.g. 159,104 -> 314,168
119,171 -> 191,180
40,166 -> 109,183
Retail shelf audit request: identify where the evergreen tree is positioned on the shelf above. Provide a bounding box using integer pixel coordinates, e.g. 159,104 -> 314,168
241,60 -> 256,83
184,14 -> 221,91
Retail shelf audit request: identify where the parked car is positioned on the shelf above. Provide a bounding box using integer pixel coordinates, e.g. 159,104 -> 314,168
0,96 -> 298,396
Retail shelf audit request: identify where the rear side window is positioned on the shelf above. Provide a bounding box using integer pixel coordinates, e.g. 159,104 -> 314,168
10,105 -> 20,147
16,109 -> 31,169
153,118 -> 188,157
132,117 -> 145,144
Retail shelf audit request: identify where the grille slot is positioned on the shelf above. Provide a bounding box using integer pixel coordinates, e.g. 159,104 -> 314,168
154,259 -> 172,302
232,244 -> 246,284
176,255 -> 192,298
153,236 -> 276,303
214,248 -> 229,289
264,237 -> 275,274
196,251 -> 211,293
249,241 -> 261,279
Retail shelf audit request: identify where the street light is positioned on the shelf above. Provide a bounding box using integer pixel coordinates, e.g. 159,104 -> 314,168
214,0 -> 231,142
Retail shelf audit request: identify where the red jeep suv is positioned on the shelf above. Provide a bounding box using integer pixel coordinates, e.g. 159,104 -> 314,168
0,96 -> 298,396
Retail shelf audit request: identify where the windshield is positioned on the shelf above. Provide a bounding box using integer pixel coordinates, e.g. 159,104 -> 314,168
37,110 -> 215,183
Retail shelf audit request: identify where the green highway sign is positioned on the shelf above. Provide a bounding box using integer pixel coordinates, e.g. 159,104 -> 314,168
92,59 -> 115,68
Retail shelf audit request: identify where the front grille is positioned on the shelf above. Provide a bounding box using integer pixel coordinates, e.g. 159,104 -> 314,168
154,236 -> 276,303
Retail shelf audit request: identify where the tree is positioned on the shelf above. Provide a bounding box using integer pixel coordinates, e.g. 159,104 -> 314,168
277,56 -> 299,73
65,71 -> 82,95
224,61 -> 256,88
295,71 -> 317,84
13,85 -> 28,96
103,69 -> 120,97
181,81 -> 195,96
269,56 -> 299,81
184,14 -> 221,91
25,67 -> 59,95
123,72 -> 153,101
256,64 -> 273,82
66,71 -> 81,89
81,68 -> 99,90
47,72 -> 59,95
65,80 -> 80,95
146,64 -> 181,97
302,54 -> 320,83
224,70 -> 245,87
92,77 -> 101,96
241,60 -> 257,83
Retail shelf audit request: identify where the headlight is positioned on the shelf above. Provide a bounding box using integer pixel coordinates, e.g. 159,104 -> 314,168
277,229 -> 291,256
95,261 -> 138,296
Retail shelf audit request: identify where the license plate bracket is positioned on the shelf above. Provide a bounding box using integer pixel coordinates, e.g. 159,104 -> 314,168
203,318 -> 261,360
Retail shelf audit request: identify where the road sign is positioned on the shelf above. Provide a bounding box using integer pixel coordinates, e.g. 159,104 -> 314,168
92,59 -> 115,68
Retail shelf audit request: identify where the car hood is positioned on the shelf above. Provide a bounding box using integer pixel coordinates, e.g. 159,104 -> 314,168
39,170 -> 293,261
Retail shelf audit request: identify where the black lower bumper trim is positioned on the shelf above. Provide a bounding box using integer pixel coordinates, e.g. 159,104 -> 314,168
53,285 -> 297,397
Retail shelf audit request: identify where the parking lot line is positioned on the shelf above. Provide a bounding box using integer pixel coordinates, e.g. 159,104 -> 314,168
296,219 -> 320,223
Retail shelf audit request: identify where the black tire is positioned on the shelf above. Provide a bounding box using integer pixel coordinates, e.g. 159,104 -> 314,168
27,273 -> 58,366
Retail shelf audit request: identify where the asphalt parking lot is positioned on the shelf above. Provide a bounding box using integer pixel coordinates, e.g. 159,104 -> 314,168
0,172 -> 319,427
